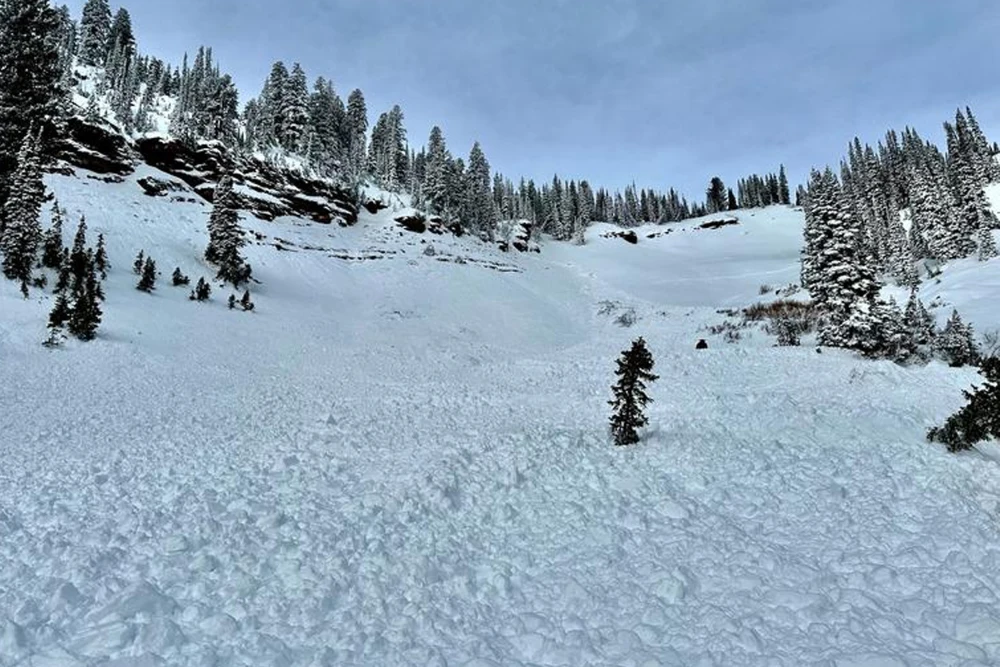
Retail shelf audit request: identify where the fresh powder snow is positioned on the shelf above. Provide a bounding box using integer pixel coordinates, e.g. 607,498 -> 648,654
2,166 -> 1000,666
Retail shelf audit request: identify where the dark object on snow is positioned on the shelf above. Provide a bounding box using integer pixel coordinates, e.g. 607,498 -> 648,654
928,357 -> 1000,452
603,230 -> 638,244
696,339 -> 709,350
172,267 -> 190,286
240,290 -> 255,312
395,213 -> 427,234
228,294 -> 236,310
699,217 -> 739,230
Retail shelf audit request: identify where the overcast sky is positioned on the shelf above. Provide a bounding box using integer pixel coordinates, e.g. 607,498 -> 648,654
64,0 -> 1000,198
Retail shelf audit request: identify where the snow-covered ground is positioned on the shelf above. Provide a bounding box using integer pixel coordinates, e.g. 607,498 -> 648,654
2,166 -> 1000,666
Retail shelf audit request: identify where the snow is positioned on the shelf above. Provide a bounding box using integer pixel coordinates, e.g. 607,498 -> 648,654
3,170 -> 1000,666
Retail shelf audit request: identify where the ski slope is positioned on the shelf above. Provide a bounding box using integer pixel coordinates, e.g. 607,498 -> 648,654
2,166 -> 1000,666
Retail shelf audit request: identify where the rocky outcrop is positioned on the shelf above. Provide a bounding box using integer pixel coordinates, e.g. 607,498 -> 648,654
135,135 -> 358,225
602,230 -> 639,244
52,116 -> 136,175
699,217 -> 739,230
395,213 -> 427,234
47,115 -> 358,225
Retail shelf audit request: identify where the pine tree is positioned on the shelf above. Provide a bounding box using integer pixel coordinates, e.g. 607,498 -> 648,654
206,175 -> 251,286
423,126 -> 450,215
465,142 -> 496,240
933,310 -> 979,367
609,337 -> 659,446
778,165 -> 791,204
281,63 -> 310,153
1,130 -> 45,284
190,277 -> 211,301
346,89 -> 368,182
67,259 -> 102,341
44,290 -> 71,347
41,202 -> 64,269
78,0 -> 112,66
903,289 -> 935,346
227,293 -> 236,309
137,257 -> 156,292
0,0 -> 63,203
928,357 -> 1000,452
706,177 -> 727,214
171,267 -> 190,286
94,233 -> 108,278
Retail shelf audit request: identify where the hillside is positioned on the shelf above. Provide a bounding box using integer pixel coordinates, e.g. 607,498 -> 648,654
2,162 -> 1000,666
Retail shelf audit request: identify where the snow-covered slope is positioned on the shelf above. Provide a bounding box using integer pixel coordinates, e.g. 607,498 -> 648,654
3,167 -> 1000,666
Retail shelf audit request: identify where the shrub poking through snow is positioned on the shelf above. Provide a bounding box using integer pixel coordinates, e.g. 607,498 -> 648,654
928,357 -> 1000,452
240,290 -> 255,312
190,277 -> 211,302
228,294 -> 236,309
609,337 -> 659,446
132,249 -> 144,275
171,267 -> 190,286
772,317 -> 801,346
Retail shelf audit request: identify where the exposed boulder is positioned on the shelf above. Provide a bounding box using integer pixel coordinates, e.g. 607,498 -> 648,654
602,230 -> 639,244
700,217 -> 739,230
395,213 -> 427,234
51,116 -> 136,175
137,176 -> 187,198
364,197 -> 389,215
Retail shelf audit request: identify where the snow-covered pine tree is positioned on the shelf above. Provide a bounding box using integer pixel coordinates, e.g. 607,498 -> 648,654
804,167 -> 884,353
0,0 -> 63,204
307,77 -> 346,176
1,130 -> 45,285
934,310 -> 980,367
206,175 -> 251,286
345,89 -> 368,183
928,356 -> 1000,452
423,127 -> 450,214
609,337 -> 659,446
77,0 -> 112,66
281,63 -> 310,153
465,142 -> 495,240
903,289 -> 935,347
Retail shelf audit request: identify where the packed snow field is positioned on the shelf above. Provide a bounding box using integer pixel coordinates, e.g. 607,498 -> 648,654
2,168 -> 1000,666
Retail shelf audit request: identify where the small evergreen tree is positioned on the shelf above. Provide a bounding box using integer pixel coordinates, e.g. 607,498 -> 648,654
190,277 -> 211,301
133,249 -> 144,274
136,257 -> 156,291
171,267 -> 190,286
928,357 -> 1000,452
934,310 -> 979,367
609,337 -> 659,446
227,293 -> 236,309
94,233 -> 108,278
206,174 -> 252,286
66,262 -> 102,341
41,202 -> 64,269
43,291 -> 71,346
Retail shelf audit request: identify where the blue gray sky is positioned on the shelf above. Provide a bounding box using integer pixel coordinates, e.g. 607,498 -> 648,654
65,0 -> 1000,199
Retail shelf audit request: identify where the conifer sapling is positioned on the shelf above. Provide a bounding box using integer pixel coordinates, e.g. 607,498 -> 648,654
609,337 -> 659,446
